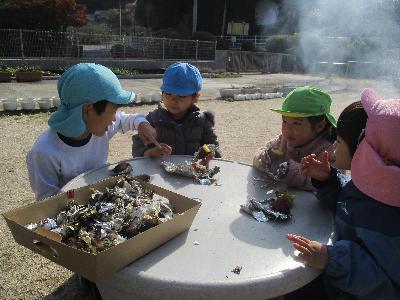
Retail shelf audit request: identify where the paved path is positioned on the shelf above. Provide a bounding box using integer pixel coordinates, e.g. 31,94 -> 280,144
0,73 -> 330,101
0,72 -> 398,106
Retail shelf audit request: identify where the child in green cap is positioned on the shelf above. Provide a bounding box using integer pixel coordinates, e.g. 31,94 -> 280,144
253,86 -> 336,191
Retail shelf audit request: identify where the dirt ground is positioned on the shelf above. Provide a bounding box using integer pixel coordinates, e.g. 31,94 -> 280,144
0,74 -> 398,299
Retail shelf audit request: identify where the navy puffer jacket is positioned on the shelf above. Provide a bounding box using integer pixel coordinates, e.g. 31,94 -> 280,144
313,170 -> 400,300
132,105 -> 221,157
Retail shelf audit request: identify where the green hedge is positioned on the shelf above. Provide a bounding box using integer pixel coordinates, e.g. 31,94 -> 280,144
241,40 -> 255,51
265,34 -> 383,63
216,38 -> 229,50
265,34 -> 297,53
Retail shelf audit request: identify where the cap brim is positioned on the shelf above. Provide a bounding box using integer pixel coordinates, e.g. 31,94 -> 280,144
108,90 -> 135,105
326,113 -> 337,128
270,109 -> 313,118
271,109 -> 337,127
161,85 -> 196,97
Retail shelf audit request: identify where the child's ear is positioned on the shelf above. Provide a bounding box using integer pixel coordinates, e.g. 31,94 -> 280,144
82,103 -> 93,121
316,119 -> 327,133
192,93 -> 200,103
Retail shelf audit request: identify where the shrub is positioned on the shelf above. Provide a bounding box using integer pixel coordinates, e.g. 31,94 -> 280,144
110,44 -> 139,58
265,35 -> 295,53
110,67 -> 137,75
152,28 -> 183,39
344,37 -> 381,60
216,38 -> 230,50
16,66 -> 42,72
241,40 -> 255,51
0,65 -> 15,75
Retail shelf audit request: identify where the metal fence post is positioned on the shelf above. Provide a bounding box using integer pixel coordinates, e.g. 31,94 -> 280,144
76,33 -> 80,58
19,29 -> 25,60
123,35 -> 126,59
162,38 -> 165,60
214,40 -> 217,60
195,40 -> 199,60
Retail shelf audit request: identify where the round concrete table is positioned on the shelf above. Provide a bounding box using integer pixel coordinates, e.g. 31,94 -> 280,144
62,156 -> 334,300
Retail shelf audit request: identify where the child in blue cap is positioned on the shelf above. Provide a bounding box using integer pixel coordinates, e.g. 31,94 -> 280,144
132,62 -> 221,158
27,63 -> 159,200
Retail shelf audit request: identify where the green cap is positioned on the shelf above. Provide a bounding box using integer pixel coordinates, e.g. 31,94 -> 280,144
271,86 -> 337,127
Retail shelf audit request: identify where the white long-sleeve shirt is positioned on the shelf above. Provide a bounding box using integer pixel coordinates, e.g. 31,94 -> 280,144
27,112 -> 147,200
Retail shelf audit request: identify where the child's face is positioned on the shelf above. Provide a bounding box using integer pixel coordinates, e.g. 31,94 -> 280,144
83,102 -> 118,136
334,136 -> 352,170
162,92 -> 198,119
281,116 -> 323,148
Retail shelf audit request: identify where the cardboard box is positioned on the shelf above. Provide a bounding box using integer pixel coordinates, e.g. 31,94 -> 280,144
3,176 -> 201,282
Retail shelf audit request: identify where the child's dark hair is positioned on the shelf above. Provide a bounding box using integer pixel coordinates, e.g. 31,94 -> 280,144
93,100 -> 126,115
336,101 -> 368,157
308,115 -> 337,142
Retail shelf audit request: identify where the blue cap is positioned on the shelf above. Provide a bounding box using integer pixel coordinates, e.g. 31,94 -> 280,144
48,63 -> 134,137
160,62 -> 202,96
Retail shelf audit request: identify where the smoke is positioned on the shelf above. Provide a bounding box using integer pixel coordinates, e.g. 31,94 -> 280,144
282,0 -> 400,78
255,1 -> 279,26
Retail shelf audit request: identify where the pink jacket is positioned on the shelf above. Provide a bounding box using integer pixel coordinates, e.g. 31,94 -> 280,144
253,131 -> 335,191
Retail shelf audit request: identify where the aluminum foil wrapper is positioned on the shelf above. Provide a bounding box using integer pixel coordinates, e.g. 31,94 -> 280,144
240,198 -> 291,222
40,218 -> 58,230
194,144 -> 219,160
161,160 -> 198,178
25,223 -> 38,231
161,160 -> 220,185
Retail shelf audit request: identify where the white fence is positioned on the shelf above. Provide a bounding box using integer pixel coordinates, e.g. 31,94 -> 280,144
0,29 -> 216,60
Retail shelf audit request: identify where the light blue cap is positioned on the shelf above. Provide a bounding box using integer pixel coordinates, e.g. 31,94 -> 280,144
160,62 -> 202,96
48,63 -> 134,137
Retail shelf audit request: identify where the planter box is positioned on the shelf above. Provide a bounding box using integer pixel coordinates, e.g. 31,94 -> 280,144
0,71 -> 12,82
16,71 -> 42,82
219,88 -> 241,98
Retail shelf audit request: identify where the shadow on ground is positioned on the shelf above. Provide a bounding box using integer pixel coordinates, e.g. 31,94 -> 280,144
43,275 -> 87,300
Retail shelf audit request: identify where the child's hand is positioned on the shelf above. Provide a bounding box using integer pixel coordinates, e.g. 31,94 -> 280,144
144,143 -> 172,158
253,149 -> 271,171
137,122 -> 161,149
300,151 -> 331,182
286,234 -> 328,270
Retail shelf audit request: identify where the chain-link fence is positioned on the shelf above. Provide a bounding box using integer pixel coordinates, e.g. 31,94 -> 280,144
0,29 -> 216,60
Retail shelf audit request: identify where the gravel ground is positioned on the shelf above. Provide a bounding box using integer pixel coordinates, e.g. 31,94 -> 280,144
0,74 -> 398,299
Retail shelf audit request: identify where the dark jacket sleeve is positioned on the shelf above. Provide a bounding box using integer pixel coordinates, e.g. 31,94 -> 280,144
312,168 -> 350,212
200,111 -> 221,158
324,197 -> 400,299
132,112 -> 154,157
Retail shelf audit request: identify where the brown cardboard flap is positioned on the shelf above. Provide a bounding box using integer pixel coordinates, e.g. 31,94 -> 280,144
3,176 -> 201,282
35,227 -> 63,243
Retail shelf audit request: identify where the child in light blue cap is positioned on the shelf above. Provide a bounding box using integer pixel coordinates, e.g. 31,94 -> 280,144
132,61 -> 221,158
27,63 -> 159,200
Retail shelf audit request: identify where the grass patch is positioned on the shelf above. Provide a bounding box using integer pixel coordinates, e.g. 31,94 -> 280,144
110,67 -> 140,75
0,111 -> 52,121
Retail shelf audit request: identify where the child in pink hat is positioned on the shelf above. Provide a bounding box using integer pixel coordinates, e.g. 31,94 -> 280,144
286,89 -> 400,299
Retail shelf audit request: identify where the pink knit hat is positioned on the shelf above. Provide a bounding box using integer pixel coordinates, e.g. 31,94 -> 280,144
351,88 -> 400,207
